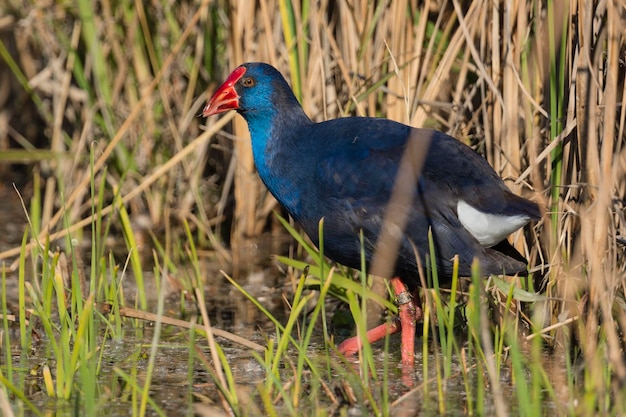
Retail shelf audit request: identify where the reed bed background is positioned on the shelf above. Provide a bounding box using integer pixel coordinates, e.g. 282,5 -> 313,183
0,0 -> 625,415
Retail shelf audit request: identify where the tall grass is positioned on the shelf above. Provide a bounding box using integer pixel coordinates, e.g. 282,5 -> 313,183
0,0 -> 624,416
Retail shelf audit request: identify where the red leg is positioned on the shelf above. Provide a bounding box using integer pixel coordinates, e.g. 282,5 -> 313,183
390,278 -> 418,366
337,277 -> 423,367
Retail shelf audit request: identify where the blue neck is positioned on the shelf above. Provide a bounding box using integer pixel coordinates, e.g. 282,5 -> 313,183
242,106 -> 311,178
241,106 -> 312,216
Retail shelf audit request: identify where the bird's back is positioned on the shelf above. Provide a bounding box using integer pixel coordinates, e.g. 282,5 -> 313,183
261,117 -> 539,285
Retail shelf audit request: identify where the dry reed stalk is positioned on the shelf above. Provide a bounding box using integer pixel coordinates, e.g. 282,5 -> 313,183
214,0 -> 544,286
582,0 -> 626,395
0,0 -> 213,261
3,2 -> 625,371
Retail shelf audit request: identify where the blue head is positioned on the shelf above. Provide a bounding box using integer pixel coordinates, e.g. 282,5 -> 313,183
203,62 -> 309,128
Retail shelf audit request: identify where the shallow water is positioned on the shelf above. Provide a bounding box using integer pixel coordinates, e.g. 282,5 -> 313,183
0,186 -> 566,416
3,290 -> 565,416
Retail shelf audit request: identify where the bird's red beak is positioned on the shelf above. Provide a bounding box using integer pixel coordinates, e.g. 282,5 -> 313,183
202,66 -> 246,117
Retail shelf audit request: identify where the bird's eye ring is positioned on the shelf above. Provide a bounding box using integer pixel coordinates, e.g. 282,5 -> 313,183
242,77 -> 255,87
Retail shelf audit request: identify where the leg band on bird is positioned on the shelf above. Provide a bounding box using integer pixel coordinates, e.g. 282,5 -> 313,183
390,278 -> 419,366
395,289 -> 413,306
337,277 -> 423,367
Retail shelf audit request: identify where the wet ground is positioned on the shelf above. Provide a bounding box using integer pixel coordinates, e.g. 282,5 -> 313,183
0,183 -> 332,415
0,184 -> 565,416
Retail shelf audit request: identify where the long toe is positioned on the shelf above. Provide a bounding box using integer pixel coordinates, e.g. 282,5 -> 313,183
338,321 -> 399,356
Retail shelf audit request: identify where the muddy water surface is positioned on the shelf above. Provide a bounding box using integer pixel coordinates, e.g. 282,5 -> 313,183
0,186 -> 564,416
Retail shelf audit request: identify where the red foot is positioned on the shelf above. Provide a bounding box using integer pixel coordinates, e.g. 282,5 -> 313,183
337,277 -> 423,367
337,321 -> 399,356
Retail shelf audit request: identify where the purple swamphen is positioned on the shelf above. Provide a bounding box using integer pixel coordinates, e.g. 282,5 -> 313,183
203,62 -> 541,366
